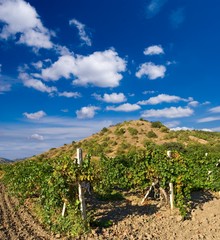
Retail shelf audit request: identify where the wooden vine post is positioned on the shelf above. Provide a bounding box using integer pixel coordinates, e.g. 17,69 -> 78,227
77,148 -> 87,220
169,182 -> 174,210
167,150 -> 174,210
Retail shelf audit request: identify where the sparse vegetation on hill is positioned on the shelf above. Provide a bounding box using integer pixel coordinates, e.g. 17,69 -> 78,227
31,120 -> 220,160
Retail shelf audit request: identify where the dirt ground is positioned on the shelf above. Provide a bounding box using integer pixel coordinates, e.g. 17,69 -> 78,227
0,183 -> 219,240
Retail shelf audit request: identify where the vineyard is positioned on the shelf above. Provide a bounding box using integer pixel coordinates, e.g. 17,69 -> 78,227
1,143 -> 220,238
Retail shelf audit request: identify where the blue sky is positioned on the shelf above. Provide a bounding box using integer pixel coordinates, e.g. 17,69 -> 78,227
1,0 -> 220,159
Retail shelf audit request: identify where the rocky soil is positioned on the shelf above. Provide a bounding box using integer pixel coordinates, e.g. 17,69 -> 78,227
0,183 -> 219,240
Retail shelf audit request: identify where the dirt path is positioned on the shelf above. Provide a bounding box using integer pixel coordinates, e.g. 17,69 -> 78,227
0,183 -> 219,240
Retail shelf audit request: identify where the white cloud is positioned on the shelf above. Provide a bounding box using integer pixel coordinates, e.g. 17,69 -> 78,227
32,61 -> 43,70
0,82 -> 11,93
197,116 -> 220,123
138,94 -> 182,105
106,103 -> 141,112
201,128 -> 213,132
142,90 -> 156,95
166,60 -> 177,66
146,0 -> 168,18
141,106 -> 193,118
164,120 -> 180,128
0,0 -> 53,49
69,18 -> 92,46
136,62 -> 166,80
170,8 -> 185,29
23,110 -> 46,120
39,49 -> 126,87
76,106 -> 100,119
19,73 -> 57,93
143,45 -> 164,55
93,92 -> 127,103
171,126 -> 193,131
61,109 -> 69,113
209,106 -> 220,113
40,55 -> 76,81
58,91 -> 81,98
188,100 -> 199,107
72,49 -> 126,87
30,133 -> 44,141
60,109 -> 69,113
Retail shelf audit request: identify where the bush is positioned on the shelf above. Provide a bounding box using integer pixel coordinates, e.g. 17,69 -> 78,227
160,126 -> 169,133
151,121 -> 163,128
114,127 -> 126,136
101,127 -> 108,133
147,131 -> 157,138
128,127 -> 138,136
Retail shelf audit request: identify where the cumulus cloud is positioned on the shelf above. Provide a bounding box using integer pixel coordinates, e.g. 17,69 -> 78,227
30,133 -> 44,141
138,94 -> 183,105
197,116 -> 220,123
76,106 -> 100,119
170,7 -> 185,29
106,103 -> 141,112
19,73 -> 57,93
141,106 -> 193,118
0,0 -> 53,49
93,92 -> 127,103
23,110 -> 46,120
209,106 -> 220,113
39,49 -> 126,87
146,0 -> 168,18
40,55 -> 76,81
58,91 -> 81,98
143,45 -> 164,55
136,62 -> 166,80
69,18 -> 92,46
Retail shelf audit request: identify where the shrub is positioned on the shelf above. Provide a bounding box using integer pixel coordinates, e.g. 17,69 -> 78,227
101,127 -> 108,133
128,127 -> 138,136
114,127 -> 126,136
147,130 -> 157,138
160,126 -> 169,133
151,121 -> 163,128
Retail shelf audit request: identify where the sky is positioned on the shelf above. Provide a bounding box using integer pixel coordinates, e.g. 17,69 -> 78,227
1,0 -> 220,159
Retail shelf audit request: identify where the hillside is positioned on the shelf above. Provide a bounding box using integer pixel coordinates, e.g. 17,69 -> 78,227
34,119 -> 220,160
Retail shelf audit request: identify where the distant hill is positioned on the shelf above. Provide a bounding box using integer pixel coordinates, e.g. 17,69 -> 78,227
0,157 -> 12,164
31,119 -> 220,160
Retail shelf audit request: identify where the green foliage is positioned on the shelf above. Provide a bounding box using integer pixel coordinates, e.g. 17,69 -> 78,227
160,126 -> 169,133
151,121 -> 163,128
128,127 -> 138,136
147,130 -> 157,138
114,127 -> 126,136
101,127 -> 108,133
2,155 -> 94,236
162,142 -> 186,153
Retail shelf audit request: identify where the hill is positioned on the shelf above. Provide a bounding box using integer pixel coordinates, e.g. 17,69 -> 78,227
33,119 -> 220,160
0,157 -> 11,164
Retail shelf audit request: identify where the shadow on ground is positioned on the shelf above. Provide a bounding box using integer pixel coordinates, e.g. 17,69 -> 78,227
190,190 -> 214,211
